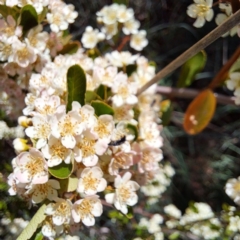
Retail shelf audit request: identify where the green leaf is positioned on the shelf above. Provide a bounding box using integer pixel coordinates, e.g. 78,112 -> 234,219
67,65 -> 86,112
177,50 -> 207,88
160,100 -> 173,126
58,41 -> 80,55
17,204 -> 47,240
91,100 -> 114,116
38,7 -> 48,23
126,124 -> 138,141
95,84 -> 107,100
59,175 -> 78,194
126,64 -> 137,76
169,231 -> 180,240
20,5 -> 38,32
49,162 -> 73,179
85,90 -> 102,103
0,5 -> 19,21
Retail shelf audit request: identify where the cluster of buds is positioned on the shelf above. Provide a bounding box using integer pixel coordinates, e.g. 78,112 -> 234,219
2,1 -> 172,239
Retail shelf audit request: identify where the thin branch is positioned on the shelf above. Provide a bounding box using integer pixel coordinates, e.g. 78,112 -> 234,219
137,9 -> 240,96
156,86 -> 236,105
208,45 -> 240,89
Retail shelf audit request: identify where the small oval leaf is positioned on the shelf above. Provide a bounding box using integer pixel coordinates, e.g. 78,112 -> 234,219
95,84 -> 107,100
20,5 -> 38,32
67,65 -> 86,112
177,51 -> 207,88
160,99 -> 173,126
58,41 -> 80,55
0,5 -> 19,21
48,162 -> 73,179
183,89 -> 216,135
85,90 -> 102,103
91,100 -> 114,116
126,124 -> 138,141
17,204 -> 47,240
59,175 -> 78,193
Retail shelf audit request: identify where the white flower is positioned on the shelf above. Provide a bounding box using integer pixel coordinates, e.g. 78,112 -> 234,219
164,204 -> 181,219
77,166 -> 107,195
187,0 -> 214,28
101,22 -> 118,40
0,15 -> 22,41
123,19 -> 140,35
41,135 -> 72,167
72,195 -> 103,226
73,132 -> 108,166
47,11 -> 68,33
130,30 -> 148,51
111,72 -> 138,107
13,148 -> 48,184
25,114 -> 52,149
27,25 -> 48,53
105,172 -> 140,214
45,199 -> 72,226
139,214 -> 163,234
25,179 -> 60,204
105,51 -> 139,67
62,4 -> 78,24
51,104 -> 83,149
225,177 -> 240,204
81,26 -> 105,49
117,5 -> 134,23
9,37 -> 37,68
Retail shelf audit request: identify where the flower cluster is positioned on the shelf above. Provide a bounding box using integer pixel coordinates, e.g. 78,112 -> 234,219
0,0 -> 77,118
3,2 -> 172,239
187,0 -> 240,37
81,4 -> 148,51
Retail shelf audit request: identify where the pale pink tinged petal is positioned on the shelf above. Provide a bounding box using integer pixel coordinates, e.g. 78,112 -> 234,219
41,145 -> 51,159
36,138 -> 47,149
91,201 -> 103,216
81,168 -> 91,177
32,175 -> 48,184
193,17 -> 205,28
30,148 -> 45,159
122,172 -> 132,183
45,203 -> 55,215
126,193 -> 138,206
120,205 -> 128,214
105,193 -> 115,204
25,127 -> 36,138
205,9 -> 214,21
53,215 -> 64,226
91,167 -> 103,178
71,101 -> 81,111
77,179 -> 85,193
15,169 -> 31,183
82,215 -> 95,226
72,209 -> 81,223
82,155 -> 98,166
74,124 -> 83,135
127,181 -> 140,191
61,135 -> 76,149
64,154 -> 72,164
114,175 -> 122,188
17,152 -> 30,165
85,188 -> 97,195
95,140 -> 108,155
48,157 -> 62,167
97,178 -> 107,192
